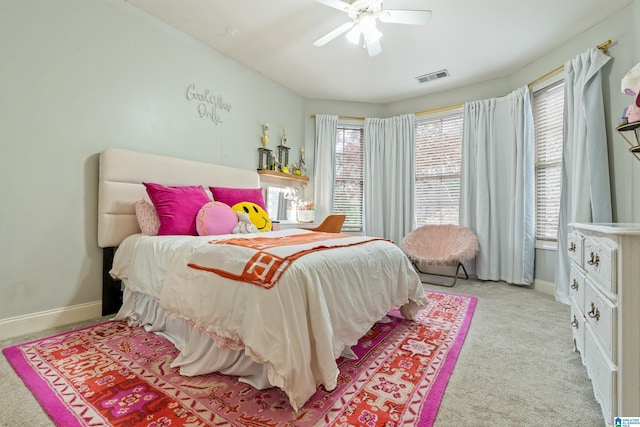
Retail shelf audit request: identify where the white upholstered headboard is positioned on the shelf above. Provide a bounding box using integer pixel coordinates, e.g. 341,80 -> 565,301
98,148 -> 260,248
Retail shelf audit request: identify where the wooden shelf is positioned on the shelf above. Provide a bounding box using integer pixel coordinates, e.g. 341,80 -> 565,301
258,169 -> 309,183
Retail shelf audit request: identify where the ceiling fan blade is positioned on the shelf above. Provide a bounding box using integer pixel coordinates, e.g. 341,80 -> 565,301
366,39 -> 382,57
379,9 -> 432,25
314,0 -> 351,12
313,21 -> 354,46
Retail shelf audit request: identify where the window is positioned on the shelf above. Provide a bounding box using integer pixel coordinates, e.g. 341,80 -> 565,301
414,112 -> 464,226
334,125 -> 364,232
533,78 -> 564,241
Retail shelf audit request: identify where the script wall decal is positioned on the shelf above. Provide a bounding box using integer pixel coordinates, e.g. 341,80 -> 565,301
185,83 -> 231,125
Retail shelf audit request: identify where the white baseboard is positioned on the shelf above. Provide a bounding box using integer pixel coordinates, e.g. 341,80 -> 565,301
533,279 -> 555,296
0,301 -> 102,341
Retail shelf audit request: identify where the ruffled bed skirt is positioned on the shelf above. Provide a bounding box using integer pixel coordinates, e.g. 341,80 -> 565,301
113,287 -> 272,390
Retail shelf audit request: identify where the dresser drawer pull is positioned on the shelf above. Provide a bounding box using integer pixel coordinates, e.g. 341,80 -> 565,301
587,252 -> 600,268
569,242 -> 576,253
570,315 -> 579,329
587,302 -> 600,321
570,279 -> 579,291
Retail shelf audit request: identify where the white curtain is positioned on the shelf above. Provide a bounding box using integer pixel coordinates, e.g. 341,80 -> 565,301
460,86 -> 535,285
313,114 -> 338,222
555,48 -> 612,304
364,114 -> 415,245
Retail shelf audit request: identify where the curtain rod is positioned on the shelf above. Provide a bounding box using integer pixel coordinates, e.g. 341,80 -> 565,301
597,39 -> 613,54
309,108 -> 463,120
309,114 -> 364,120
311,39 -> 613,120
415,103 -> 463,116
528,39 -> 613,88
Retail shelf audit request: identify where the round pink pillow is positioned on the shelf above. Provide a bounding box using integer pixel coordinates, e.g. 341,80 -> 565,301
196,202 -> 238,236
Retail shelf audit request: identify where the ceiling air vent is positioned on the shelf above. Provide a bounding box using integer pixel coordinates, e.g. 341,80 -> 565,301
415,69 -> 450,84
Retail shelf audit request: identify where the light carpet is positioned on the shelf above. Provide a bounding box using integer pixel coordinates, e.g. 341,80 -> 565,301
2,290 -> 475,427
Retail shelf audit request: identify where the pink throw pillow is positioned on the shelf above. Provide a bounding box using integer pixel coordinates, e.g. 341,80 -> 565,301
134,200 -> 160,235
196,202 -> 238,236
143,182 -> 210,235
210,187 -> 267,212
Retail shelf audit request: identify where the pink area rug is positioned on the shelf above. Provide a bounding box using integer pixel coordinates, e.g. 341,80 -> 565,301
3,290 -> 476,426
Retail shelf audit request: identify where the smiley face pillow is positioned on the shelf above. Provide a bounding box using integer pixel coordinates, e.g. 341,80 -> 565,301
231,201 -> 272,232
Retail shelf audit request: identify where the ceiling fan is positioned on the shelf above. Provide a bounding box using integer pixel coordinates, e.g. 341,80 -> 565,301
313,0 -> 432,57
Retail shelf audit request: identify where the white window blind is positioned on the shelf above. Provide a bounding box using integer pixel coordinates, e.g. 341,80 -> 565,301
334,125 -> 364,231
533,79 -> 564,240
414,112 -> 463,226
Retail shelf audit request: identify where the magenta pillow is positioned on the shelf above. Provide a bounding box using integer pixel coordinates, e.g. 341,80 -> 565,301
210,187 -> 267,212
143,182 -> 210,235
196,202 -> 238,236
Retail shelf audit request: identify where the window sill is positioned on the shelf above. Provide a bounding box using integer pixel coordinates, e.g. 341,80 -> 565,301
535,239 -> 557,251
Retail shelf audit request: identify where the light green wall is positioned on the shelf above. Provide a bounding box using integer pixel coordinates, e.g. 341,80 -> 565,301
0,1 -> 305,319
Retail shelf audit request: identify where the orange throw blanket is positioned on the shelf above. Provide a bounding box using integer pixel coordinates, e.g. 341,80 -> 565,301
188,232 -> 383,289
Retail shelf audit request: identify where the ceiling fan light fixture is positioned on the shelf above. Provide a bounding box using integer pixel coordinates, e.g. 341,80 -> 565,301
359,15 -> 382,43
363,27 -> 382,45
313,0 -> 431,55
346,25 -> 362,44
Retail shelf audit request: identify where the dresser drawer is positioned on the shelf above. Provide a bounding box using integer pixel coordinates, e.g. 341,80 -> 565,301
569,264 -> 586,312
583,236 -> 617,295
584,279 -> 617,362
569,223 -> 640,427
584,329 -> 616,425
570,297 -> 586,363
567,231 -> 584,267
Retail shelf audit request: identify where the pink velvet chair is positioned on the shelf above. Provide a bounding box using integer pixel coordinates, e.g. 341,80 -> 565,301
401,224 -> 479,287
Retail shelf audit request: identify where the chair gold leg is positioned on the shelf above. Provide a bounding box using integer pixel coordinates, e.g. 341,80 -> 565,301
412,260 -> 467,287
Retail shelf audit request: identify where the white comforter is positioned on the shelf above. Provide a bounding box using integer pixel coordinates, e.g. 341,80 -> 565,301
111,228 -> 427,411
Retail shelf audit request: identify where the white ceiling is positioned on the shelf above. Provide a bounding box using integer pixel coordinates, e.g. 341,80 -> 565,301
126,0 -> 630,104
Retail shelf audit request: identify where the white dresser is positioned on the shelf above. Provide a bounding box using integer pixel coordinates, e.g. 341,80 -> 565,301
568,223 -> 640,426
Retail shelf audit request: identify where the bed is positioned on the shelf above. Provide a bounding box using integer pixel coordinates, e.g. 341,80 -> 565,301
98,147 -> 427,411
